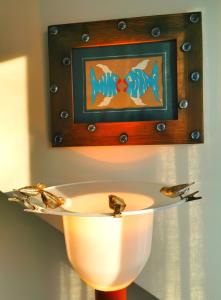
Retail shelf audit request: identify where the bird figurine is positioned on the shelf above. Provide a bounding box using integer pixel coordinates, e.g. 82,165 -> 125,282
160,182 -> 201,201
8,190 -> 38,210
8,183 -> 64,210
109,194 -> 126,217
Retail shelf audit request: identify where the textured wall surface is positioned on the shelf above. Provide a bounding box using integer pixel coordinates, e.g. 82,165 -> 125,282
0,0 -> 220,299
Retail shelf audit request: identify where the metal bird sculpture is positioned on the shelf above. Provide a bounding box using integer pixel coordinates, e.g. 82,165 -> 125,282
160,182 -> 202,202
109,194 -> 126,217
8,183 -> 64,210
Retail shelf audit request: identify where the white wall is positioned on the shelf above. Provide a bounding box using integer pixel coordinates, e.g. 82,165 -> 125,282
0,192 -> 94,300
1,0 -> 221,299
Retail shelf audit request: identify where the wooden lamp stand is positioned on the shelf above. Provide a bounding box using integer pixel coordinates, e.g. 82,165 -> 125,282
95,288 -> 127,300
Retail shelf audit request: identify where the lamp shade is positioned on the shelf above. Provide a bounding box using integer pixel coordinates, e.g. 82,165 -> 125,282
25,180 -> 185,292
63,194 -> 153,291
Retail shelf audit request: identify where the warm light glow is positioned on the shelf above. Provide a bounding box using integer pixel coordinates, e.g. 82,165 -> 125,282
0,57 -> 30,190
56,181 -> 154,291
37,181 -> 185,293
63,211 -> 153,291
73,145 -> 161,164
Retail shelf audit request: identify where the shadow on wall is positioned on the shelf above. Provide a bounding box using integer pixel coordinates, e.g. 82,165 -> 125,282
0,192 -> 94,300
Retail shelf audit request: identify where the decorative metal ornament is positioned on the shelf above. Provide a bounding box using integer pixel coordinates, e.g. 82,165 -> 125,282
62,57 -> 71,66
160,182 -> 202,202
60,111 -> 69,119
109,194 -> 126,217
160,182 -> 195,198
190,130 -> 200,141
87,124 -> 96,132
178,99 -> 189,109
49,83 -> 58,94
156,122 -> 166,132
49,26 -> 58,35
181,42 -> 192,52
119,133 -> 128,144
190,13 -> 200,24
151,27 -> 161,38
54,134 -> 63,144
81,33 -> 90,43
117,20 -> 127,31
191,71 -> 200,82
8,183 -> 64,210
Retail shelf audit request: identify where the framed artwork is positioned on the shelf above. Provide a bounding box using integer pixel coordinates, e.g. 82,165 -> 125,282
48,12 -> 203,146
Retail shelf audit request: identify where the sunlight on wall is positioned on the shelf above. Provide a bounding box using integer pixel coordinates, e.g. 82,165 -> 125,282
163,208 -> 181,300
158,147 -> 182,299
188,146 -> 205,300
0,56 -> 30,191
59,261 -> 94,300
157,146 -> 177,184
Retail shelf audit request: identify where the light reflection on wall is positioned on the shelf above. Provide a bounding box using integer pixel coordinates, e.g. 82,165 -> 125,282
163,208 -> 181,300
156,146 -> 177,184
0,57 -> 30,191
187,146 -> 205,300
59,261 -> 94,300
158,147 -> 182,300
73,145 -> 161,164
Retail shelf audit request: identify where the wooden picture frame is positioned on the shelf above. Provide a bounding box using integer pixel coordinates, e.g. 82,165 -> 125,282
48,12 -> 203,147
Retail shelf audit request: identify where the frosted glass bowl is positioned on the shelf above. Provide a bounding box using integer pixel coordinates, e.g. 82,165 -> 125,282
26,180 -> 184,292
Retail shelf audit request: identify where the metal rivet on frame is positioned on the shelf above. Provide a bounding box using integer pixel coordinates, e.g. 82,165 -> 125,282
191,71 -> 200,82
49,26 -> 58,35
156,122 -> 166,132
60,111 -> 69,119
181,42 -> 192,52
49,83 -> 58,94
117,20 -> 127,31
178,99 -> 189,109
62,57 -> 71,66
190,130 -> 201,141
151,27 -> 161,38
81,33 -> 90,43
54,134 -> 63,145
190,13 -> 200,24
119,133 -> 128,144
87,124 -> 96,133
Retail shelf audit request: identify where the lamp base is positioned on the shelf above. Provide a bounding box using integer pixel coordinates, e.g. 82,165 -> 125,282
95,288 -> 127,300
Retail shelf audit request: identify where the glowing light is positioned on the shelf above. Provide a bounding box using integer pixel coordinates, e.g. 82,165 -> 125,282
61,188 -> 154,291
73,145 -> 162,164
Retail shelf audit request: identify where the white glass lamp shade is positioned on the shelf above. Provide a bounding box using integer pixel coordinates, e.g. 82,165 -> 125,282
26,180 -> 185,292
63,198 -> 153,291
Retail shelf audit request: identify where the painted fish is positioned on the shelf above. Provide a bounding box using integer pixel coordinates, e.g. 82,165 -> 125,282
90,59 -> 160,107
125,60 -> 160,105
90,64 -> 119,106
